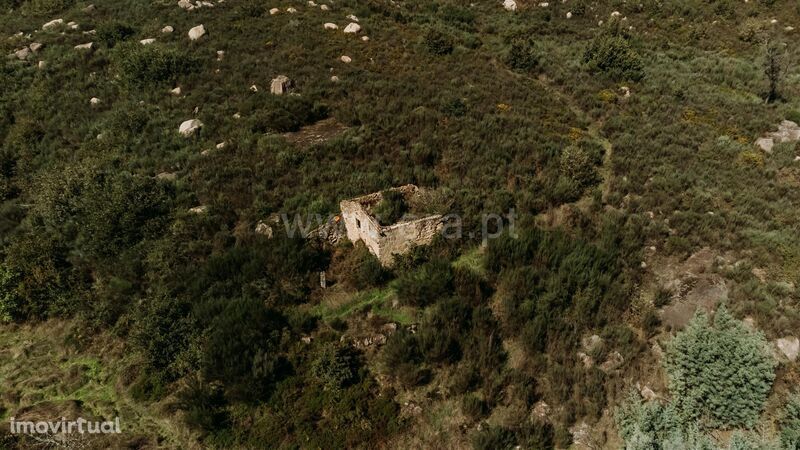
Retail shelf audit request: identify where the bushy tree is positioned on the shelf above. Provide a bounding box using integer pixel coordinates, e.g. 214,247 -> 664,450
505,38 -> 540,73
425,29 -> 454,55
665,306 -> 776,429
781,395 -> 800,449
584,24 -> 644,81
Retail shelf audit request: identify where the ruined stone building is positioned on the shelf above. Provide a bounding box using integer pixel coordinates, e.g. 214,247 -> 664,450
340,185 -> 444,266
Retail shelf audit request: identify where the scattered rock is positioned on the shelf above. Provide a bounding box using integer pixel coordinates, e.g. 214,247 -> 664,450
188,205 -> 208,214
751,267 -> 767,283
270,75 -> 292,95
12,47 -> 30,60
74,42 -> 93,50
776,337 -> 799,362
361,36 -> 369,42
531,401 -> 551,421
216,50 -> 225,60
178,0 -> 193,9
286,7 -> 297,13
756,137 -> 774,153
323,23 -> 338,30
620,86 -> 631,98
42,18 -> 64,30
346,14 -> 359,22
599,351 -> 624,372
215,142 -> 226,149
344,22 -> 361,33
301,336 -> 313,344
566,11 -> 572,18
67,21 -> 79,30
162,25 -> 174,33
155,172 -> 177,181
38,60 -> 47,69
89,97 -> 101,105
330,75 -> 340,82
170,86 -> 182,95
320,4 -> 330,10
340,55 -> 352,63
83,4 -> 95,12
178,119 -> 203,136
503,0 -> 517,11
577,352 -> 594,368
640,385 -> 657,401
269,7 -> 280,14
255,221 -> 274,238
29,42 -> 43,52
250,84 -> 258,92
188,24 -> 206,41
140,38 -> 156,45
308,0 -> 316,5
582,334 -> 603,352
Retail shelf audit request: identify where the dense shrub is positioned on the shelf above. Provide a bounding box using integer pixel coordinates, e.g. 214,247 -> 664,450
425,29 -> 454,55
559,146 -> 599,191
21,0 -> 73,15
176,375 -> 229,432
96,21 -> 136,48
395,258 -> 454,307
472,425 -> 516,450
584,28 -> 644,81
373,190 -> 407,225
337,243 -> 389,290
462,394 -> 488,421
781,396 -> 800,449
113,43 -> 201,87
310,344 -> 359,392
505,38 -> 540,73
665,306 -> 776,428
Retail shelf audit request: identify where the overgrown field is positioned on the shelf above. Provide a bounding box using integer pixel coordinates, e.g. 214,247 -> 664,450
1,0 -> 800,448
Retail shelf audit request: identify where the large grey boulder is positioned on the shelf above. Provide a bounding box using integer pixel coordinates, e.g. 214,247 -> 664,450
179,119 -> 203,136
776,337 -> 799,362
188,24 -> 206,40
42,18 -> 64,30
343,22 -> 361,33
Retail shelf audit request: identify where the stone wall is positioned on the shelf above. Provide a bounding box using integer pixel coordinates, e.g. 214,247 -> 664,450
340,186 -> 443,266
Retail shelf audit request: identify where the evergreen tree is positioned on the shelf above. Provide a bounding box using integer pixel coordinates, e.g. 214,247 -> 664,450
665,306 -> 776,429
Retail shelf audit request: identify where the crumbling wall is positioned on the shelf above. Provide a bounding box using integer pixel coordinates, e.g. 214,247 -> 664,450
375,216 -> 443,265
339,186 -> 443,266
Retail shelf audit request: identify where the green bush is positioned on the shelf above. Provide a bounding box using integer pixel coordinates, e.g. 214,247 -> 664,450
584,30 -> 644,81
505,38 -> 540,73
559,146 -> 599,191
395,259 -> 454,307
113,43 -> 201,87
425,29 -> 454,55
96,21 -> 136,48
176,375 -> 229,432
472,425 -> 516,450
310,344 -> 358,392
338,243 -> 389,290
665,306 -> 776,428
461,394 -> 488,421
373,190 -> 407,225
781,395 -> 800,449
22,0 -> 73,15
